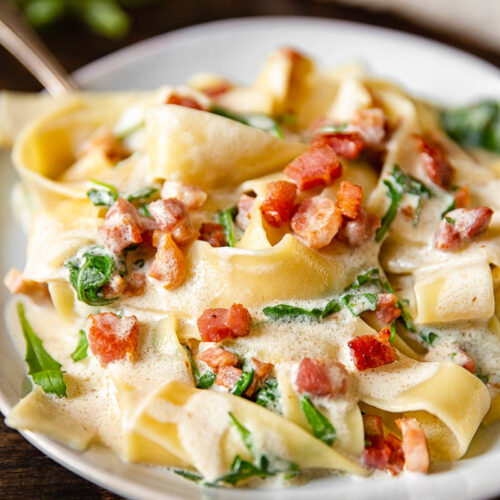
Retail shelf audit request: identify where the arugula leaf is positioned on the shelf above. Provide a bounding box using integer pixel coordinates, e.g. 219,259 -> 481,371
301,395 -> 336,446
87,179 -> 119,207
445,216 -> 456,225
255,378 -> 280,411
389,323 -> 396,343
71,329 -> 88,362
440,100 -> 500,153
218,206 -> 238,247
229,412 -> 253,452
126,186 -> 158,203
197,371 -> 216,389
173,469 -> 204,483
391,165 -> 432,198
342,293 -> 378,316
218,456 -> 271,485
210,106 -> 284,138
375,179 -> 402,242
138,204 -> 151,217
231,370 -> 255,396
65,246 -> 116,306
419,331 -> 439,345
263,304 -> 323,322
17,303 -> 66,397
348,268 -> 382,290
382,280 -> 416,332
320,299 -> 341,319
183,345 -> 215,389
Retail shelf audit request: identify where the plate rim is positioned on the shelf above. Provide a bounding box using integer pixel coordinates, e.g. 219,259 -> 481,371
2,15 -> 500,500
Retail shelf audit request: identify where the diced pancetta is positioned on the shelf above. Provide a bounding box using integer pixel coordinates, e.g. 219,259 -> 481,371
296,358 -> 348,397
415,135 -> 454,189
123,271 -> 146,297
199,346 -> 239,371
148,231 -> 186,289
259,180 -> 297,227
198,222 -> 227,247
336,207 -> 380,247
4,268 -> 49,300
98,198 -> 145,254
435,207 -> 493,251
453,185 -> 470,209
313,131 -> 365,160
160,181 -> 207,210
336,180 -> 363,220
374,293 -> 401,325
215,365 -> 242,389
236,193 -> 256,230
252,358 -> 274,380
197,303 -> 250,342
166,93 -> 204,110
454,346 -> 476,374
350,108 -> 387,145
80,129 -> 130,163
395,418 -> 430,473
87,312 -> 139,366
348,327 -> 397,371
291,196 -> 342,249
285,141 -> 342,190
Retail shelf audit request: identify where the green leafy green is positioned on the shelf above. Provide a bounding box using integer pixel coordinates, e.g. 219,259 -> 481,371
441,195 -> 456,218
17,303 -> 67,397
210,106 -> 284,138
71,329 -> 88,362
301,395 -> 336,446
388,323 -> 396,343
231,370 -> 255,396
376,165 -> 433,240
440,101 -> 500,153
255,378 -> 280,411
65,246 -> 116,306
342,293 -> 378,316
320,299 -> 342,319
375,179 -> 403,242
217,206 -> 238,247
138,204 -> 151,217
183,345 -> 215,390
126,186 -> 158,203
263,304 -> 323,322
197,371 -> 216,389
87,179 -> 119,207
382,280 -> 415,332
419,331 -> 439,345
348,268 -> 382,290
216,413 -> 299,485
476,370 -> 489,384
315,123 -> 348,134
445,216 -> 456,225
173,469 -> 203,483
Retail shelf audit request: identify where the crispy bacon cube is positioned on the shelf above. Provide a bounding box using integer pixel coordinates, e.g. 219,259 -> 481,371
363,414 -> 384,444
148,198 -> 187,233
197,303 -> 250,342
199,222 -> 227,247
87,312 -> 139,366
395,418 -> 430,473
348,327 -> 397,371
123,271 -> 146,297
199,346 -> 239,371
363,441 -> 392,471
453,186 -> 470,209
252,358 -> 274,380
202,81 -> 233,99
215,365 -> 242,389
4,268 -> 49,300
337,207 -> 380,247
350,108 -> 387,145
160,181 -> 207,210
454,346 -> 476,374
374,293 -> 402,325
313,131 -> 365,160
80,129 -> 130,163
166,93 -> 204,110
99,198 -> 144,254
385,433 -> 405,475
291,196 -> 342,249
285,141 -> 342,190
236,194 -> 256,230
435,207 -> 493,251
259,180 -> 297,227
415,135 -> 454,189
296,358 -> 348,397
148,231 -> 186,289
336,180 -> 363,220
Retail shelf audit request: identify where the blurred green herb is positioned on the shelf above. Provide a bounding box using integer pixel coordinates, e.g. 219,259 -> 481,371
17,0 -> 157,39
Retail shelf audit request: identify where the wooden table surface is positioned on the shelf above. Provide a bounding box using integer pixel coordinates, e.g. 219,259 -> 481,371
0,1 -> 498,498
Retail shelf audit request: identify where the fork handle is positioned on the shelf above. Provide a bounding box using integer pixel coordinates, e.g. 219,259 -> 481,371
0,1 -> 78,95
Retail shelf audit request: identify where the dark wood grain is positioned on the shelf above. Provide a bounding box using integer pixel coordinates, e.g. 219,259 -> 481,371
0,1 -> 498,498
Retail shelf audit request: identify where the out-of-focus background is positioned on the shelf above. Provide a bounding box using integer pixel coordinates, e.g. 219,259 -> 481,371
0,1 -> 499,498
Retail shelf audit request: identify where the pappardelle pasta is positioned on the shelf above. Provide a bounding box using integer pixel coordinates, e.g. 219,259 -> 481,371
2,48 -> 500,487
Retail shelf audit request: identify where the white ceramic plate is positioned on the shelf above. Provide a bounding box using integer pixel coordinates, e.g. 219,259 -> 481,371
1,16 -> 500,500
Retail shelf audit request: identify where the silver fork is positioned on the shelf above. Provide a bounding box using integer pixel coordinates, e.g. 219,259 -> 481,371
0,0 -> 78,95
